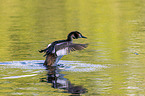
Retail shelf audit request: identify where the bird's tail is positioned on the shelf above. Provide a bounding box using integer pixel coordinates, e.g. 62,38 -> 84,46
39,46 -> 54,57
39,47 -> 49,53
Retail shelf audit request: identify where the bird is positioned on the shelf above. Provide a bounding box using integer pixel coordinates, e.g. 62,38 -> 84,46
39,31 -> 88,67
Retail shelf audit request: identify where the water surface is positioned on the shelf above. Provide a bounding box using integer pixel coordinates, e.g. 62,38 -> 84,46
0,0 -> 145,95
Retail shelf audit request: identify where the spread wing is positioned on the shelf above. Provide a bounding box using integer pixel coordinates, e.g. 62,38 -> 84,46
69,43 -> 88,51
55,43 -> 88,56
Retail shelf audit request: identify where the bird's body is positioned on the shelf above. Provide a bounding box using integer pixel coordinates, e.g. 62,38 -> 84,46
39,31 -> 87,67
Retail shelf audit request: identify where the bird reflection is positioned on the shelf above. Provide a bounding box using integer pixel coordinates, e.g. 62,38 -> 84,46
40,66 -> 87,95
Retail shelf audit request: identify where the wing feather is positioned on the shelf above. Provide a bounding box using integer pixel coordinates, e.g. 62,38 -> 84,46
55,42 -> 88,56
69,43 -> 88,51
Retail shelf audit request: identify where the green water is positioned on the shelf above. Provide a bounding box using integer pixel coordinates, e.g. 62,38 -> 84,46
0,0 -> 145,96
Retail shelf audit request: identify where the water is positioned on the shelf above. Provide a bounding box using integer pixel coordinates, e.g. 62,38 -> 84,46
0,0 -> 145,95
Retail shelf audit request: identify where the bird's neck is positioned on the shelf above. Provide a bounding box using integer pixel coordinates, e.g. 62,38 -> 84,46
66,36 -> 73,41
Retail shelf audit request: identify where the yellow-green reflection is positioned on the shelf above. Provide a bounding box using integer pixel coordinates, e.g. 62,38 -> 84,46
0,0 -> 145,95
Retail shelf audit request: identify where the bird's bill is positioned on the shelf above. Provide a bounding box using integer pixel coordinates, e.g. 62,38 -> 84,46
81,35 -> 87,39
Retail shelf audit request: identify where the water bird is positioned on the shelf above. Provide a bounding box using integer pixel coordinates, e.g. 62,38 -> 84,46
39,31 -> 88,67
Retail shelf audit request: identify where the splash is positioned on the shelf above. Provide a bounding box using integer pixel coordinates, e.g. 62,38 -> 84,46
0,60 -> 107,72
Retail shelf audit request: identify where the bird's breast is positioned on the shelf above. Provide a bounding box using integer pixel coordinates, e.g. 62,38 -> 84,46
56,47 -> 69,56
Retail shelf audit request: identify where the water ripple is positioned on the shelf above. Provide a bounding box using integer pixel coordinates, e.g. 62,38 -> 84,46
0,60 -> 107,72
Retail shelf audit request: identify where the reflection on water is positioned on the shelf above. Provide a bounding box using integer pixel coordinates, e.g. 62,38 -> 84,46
0,60 -> 102,95
1,74 -> 37,79
0,0 -> 145,95
41,66 -> 87,95
0,59 -> 145,95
